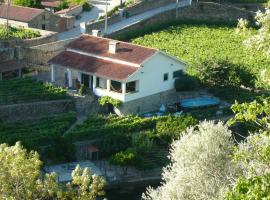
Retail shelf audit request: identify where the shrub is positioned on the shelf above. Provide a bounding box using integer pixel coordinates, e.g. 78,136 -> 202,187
155,115 -> 197,145
0,25 -> 40,40
98,96 -> 121,107
78,84 -> 87,95
82,2 -> 92,11
110,148 -> 138,174
143,121 -> 237,200
174,74 -> 199,91
195,59 -> 255,87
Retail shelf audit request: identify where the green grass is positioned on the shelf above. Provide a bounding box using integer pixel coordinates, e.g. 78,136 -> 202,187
0,78 -> 68,105
0,25 -> 41,40
0,112 -> 76,148
131,22 -> 270,102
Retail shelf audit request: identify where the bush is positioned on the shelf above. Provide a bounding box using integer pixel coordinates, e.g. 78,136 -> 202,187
78,84 -> 87,95
110,148 -> 138,174
0,25 -> 40,40
156,115 -> 197,145
98,96 -> 121,107
82,2 -> 92,11
195,59 -> 255,88
174,74 -> 198,91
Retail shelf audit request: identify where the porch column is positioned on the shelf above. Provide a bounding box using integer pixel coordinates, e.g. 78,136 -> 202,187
107,79 -> 111,91
77,72 -> 81,83
121,82 -> 126,95
93,75 -> 96,89
18,68 -> 22,78
67,68 -> 72,88
51,64 -> 55,82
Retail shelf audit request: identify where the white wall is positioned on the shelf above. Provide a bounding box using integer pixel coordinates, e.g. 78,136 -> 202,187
124,52 -> 186,102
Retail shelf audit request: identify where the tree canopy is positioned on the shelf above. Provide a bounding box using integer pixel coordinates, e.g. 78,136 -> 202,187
0,142 -> 106,200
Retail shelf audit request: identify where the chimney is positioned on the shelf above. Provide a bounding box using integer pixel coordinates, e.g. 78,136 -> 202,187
92,29 -> 101,37
108,40 -> 119,54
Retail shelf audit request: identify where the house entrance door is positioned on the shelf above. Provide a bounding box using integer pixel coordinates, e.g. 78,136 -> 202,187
81,74 -> 90,88
81,74 -> 93,90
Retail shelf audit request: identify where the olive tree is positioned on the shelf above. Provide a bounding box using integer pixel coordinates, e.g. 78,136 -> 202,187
0,142 -> 106,200
142,121 -> 239,200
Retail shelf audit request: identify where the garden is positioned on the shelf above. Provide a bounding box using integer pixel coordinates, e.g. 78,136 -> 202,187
0,78 -> 68,105
129,21 -> 270,103
0,112 -> 76,149
66,114 -> 197,170
0,25 -> 41,40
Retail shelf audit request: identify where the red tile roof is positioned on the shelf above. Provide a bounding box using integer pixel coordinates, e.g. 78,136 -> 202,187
0,60 -> 21,73
41,0 -> 60,8
49,51 -> 138,81
0,4 -> 44,22
66,35 -> 157,64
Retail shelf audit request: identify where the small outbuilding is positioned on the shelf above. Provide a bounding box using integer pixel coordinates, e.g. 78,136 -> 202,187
0,60 -> 22,80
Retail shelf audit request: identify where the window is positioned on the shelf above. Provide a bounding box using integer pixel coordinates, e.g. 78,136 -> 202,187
42,15 -> 46,20
42,24 -> 46,30
126,81 -> 137,93
163,73 -> 169,81
110,80 -> 122,93
173,70 -> 183,78
96,77 -> 100,87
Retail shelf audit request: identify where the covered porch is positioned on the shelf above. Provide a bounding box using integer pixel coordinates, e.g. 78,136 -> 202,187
50,64 -> 139,102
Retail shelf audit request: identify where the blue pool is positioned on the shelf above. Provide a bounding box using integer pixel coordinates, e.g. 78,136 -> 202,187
181,97 -> 220,109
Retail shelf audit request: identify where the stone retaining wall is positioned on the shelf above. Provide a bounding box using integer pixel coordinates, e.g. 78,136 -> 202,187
115,89 -> 209,115
84,0 -> 176,34
109,2 -> 255,38
21,37 -> 77,66
0,99 -> 75,122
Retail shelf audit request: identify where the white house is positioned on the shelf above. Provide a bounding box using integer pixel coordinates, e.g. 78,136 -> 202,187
48,33 -> 187,115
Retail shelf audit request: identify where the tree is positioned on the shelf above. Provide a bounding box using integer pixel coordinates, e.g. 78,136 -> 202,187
194,59 -> 255,88
228,98 -> 270,132
110,148 -> 137,175
142,121 -> 238,200
224,99 -> 270,199
0,142 -> 106,200
241,4 -> 270,57
224,132 -> 270,199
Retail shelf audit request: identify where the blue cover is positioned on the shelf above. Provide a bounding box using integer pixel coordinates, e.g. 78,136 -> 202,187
181,97 -> 220,109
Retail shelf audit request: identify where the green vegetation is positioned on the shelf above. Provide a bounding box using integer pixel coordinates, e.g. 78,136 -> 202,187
98,96 -> 122,107
82,2 -> 92,11
174,74 -> 198,91
0,112 -> 76,148
57,0 -> 91,11
131,22 -> 270,102
0,78 -> 68,105
67,114 -> 197,169
0,25 -> 41,40
0,143 -> 105,200
110,148 -> 138,174
13,0 -> 42,8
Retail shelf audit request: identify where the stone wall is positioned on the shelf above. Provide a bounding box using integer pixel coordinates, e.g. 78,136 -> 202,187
0,99 -> 75,122
21,37 -> 77,66
109,2 -> 255,38
115,89 -> 209,115
84,0 -> 176,34
124,0 -> 175,16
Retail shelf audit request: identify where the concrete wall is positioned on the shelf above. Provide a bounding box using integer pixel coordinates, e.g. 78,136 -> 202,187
109,2 -> 255,38
0,99 -> 75,122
